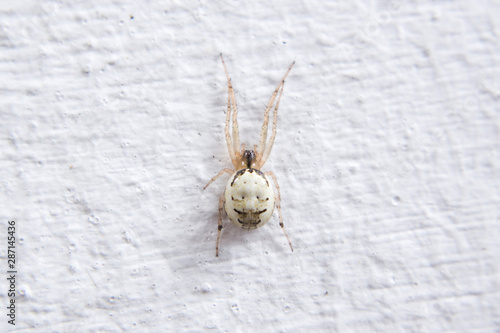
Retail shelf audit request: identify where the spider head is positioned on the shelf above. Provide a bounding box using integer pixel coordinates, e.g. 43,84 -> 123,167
235,147 -> 262,170
242,150 -> 256,169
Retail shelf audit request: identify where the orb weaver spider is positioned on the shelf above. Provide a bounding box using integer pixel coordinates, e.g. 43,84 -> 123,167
205,54 -> 294,257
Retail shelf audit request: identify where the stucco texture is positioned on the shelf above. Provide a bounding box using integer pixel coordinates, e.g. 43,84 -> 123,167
1,1 -> 499,332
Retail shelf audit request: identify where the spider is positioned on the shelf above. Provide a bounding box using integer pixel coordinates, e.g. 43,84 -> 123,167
204,54 -> 294,257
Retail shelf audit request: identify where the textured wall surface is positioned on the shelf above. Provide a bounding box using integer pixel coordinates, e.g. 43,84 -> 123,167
1,1 -> 499,332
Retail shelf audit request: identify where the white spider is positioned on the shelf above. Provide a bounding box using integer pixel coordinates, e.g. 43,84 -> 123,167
205,54 -> 294,257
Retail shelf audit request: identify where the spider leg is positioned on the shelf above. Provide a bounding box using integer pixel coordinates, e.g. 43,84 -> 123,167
220,54 -> 241,164
257,76 -> 283,157
216,193 -> 225,257
258,61 -> 295,167
224,84 -> 236,165
204,168 -> 234,190
265,171 -> 293,252
260,82 -> 285,166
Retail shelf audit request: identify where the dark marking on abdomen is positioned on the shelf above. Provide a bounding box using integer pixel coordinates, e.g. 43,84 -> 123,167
231,169 -> 247,186
230,168 -> 269,187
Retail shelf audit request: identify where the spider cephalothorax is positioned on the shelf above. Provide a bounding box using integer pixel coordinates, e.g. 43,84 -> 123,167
242,150 -> 256,169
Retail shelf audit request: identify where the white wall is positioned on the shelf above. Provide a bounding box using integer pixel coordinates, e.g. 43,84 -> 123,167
1,0 -> 499,331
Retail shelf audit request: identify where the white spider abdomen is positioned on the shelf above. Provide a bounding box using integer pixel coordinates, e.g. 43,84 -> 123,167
224,168 -> 275,230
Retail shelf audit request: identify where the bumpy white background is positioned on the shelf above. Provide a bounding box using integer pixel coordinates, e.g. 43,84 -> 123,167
1,1 -> 499,332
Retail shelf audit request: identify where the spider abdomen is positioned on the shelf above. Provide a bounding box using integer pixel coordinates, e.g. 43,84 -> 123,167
224,168 -> 275,230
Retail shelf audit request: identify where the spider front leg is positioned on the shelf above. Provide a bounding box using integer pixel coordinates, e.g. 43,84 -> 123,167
220,54 -> 242,167
257,61 -> 295,167
216,193 -> 225,257
265,171 -> 293,252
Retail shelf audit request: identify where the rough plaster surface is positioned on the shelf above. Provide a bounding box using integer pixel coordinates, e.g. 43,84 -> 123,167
1,1 -> 499,332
